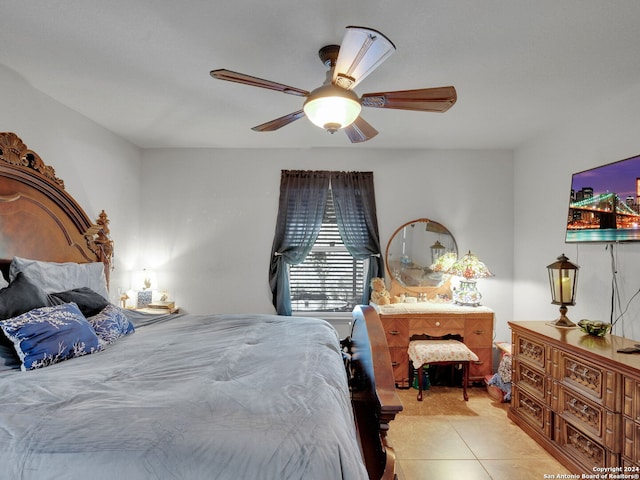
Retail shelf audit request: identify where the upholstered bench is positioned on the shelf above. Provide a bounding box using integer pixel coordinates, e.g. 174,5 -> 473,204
408,339 -> 479,401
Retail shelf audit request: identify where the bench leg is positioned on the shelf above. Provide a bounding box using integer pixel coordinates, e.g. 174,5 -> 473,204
417,364 -> 424,401
462,362 -> 469,401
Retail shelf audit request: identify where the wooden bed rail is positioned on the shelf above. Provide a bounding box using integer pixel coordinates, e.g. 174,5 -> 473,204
348,305 -> 403,480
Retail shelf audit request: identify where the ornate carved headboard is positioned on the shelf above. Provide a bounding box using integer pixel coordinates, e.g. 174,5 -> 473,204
0,132 -> 113,285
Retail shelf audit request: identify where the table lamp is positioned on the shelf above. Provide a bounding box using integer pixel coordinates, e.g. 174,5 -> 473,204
547,254 -> 579,327
446,251 -> 493,307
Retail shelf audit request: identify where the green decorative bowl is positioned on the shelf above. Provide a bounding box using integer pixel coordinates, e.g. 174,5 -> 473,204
577,319 -> 611,337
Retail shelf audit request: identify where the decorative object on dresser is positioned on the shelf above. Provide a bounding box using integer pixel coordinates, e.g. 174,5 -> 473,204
445,250 -> 493,307
509,321 -> 640,472
546,253 -> 580,327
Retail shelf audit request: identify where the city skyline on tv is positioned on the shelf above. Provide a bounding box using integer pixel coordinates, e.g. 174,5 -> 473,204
571,154 -> 640,200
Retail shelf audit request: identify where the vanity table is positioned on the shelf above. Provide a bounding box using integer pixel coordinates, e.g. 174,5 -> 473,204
380,218 -> 495,388
374,303 -> 494,388
382,218 -> 494,388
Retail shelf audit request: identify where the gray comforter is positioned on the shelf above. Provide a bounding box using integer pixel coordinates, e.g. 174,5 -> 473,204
0,313 -> 367,480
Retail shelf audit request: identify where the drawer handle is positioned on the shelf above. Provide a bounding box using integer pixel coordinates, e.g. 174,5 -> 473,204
473,330 -> 484,335
389,330 -> 399,335
435,321 -> 441,327
391,361 -> 399,367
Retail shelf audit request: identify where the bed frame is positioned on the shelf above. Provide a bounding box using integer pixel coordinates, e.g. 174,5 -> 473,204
0,132 -> 402,480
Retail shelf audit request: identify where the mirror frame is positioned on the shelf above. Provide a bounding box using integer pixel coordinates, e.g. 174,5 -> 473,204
384,218 -> 458,299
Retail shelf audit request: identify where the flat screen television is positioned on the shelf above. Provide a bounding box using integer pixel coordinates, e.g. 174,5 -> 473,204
566,154 -> 640,243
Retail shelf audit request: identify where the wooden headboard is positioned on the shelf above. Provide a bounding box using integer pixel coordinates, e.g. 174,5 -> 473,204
0,132 -> 113,285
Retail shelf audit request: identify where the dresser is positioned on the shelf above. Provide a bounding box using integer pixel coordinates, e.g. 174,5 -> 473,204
509,321 -> 640,472
375,303 -> 494,388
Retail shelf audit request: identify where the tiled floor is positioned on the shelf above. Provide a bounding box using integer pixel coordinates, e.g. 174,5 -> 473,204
388,385 -> 571,480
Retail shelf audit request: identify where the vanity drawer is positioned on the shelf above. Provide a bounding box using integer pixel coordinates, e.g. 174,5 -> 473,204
388,347 -> 409,388
409,316 -> 464,337
463,317 -> 493,346
382,318 -> 409,347
468,347 -> 492,380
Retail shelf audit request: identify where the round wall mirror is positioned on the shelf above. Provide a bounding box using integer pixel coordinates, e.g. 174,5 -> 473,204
385,218 -> 458,296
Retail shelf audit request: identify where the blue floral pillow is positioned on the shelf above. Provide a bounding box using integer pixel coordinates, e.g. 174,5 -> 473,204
88,304 -> 135,346
0,303 -> 101,371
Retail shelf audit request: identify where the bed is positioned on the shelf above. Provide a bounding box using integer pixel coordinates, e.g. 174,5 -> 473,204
0,132 -> 402,480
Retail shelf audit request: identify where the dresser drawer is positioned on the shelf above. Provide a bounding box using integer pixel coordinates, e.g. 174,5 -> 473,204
623,376 -> 640,422
513,332 -> 546,371
622,416 -> 640,463
556,351 -> 620,410
553,383 -> 621,452
512,385 -> 552,437
556,416 -> 619,470
513,357 -> 548,402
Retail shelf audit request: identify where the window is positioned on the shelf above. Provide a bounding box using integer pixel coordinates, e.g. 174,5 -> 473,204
289,190 -> 366,313
269,170 -> 382,316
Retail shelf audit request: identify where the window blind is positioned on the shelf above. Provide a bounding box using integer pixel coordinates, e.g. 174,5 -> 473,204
289,191 -> 365,312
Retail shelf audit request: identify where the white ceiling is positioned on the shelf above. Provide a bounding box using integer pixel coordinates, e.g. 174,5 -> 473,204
2,0 -> 640,150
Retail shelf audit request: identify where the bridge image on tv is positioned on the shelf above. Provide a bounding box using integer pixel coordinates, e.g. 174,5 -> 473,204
565,154 -> 640,243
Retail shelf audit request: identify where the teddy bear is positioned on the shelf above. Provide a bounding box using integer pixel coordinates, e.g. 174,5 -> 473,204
370,277 -> 391,305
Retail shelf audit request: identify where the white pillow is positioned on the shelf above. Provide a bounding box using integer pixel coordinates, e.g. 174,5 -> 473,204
9,256 -> 109,300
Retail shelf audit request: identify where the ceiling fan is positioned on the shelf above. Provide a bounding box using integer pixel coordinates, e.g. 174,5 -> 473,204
210,26 -> 457,143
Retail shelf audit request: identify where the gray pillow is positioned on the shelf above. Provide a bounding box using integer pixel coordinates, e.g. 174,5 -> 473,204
9,256 -> 109,300
0,272 -> 50,320
49,287 -> 111,317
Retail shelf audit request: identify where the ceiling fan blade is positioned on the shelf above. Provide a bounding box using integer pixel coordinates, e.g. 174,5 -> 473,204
332,26 -> 395,90
343,116 -> 379,143
361,86 -> 457,112
251,110 -> 305,132
210,69 -> 309,97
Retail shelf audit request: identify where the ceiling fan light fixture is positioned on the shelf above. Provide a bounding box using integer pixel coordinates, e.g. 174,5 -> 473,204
332,26 -> 396,89
303,84 -> 361,133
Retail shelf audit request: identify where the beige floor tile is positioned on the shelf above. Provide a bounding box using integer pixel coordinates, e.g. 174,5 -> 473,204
389,415 -> 476,460
388,386 -> 567,480
399,459 -> 493,480
448,416 -> 552,459
481,458 -> 572,480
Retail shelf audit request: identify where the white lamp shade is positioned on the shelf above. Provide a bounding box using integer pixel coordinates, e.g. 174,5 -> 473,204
333,26 -> 396,89
131,269 -> 157,290
303,84 -> 361,131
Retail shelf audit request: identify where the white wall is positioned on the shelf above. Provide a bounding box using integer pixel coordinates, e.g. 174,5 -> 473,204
140,147 -> 515,340
514,81 -> 640,339
0,65 -> 143,300
0,62 -> 517,343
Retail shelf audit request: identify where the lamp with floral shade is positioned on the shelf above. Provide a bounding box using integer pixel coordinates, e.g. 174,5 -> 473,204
445,251 -> 493,307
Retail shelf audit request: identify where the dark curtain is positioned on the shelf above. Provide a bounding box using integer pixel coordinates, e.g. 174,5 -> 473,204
331,171 -> 384,304
269,170 -> 330,315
